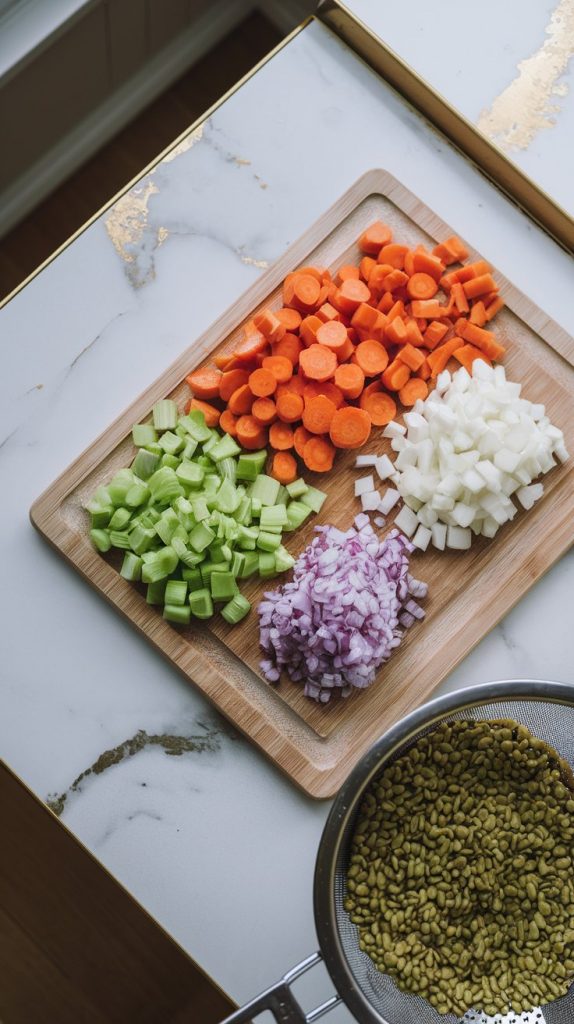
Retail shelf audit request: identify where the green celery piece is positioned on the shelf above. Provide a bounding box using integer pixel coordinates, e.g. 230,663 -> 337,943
176,460 -> 204,488
191,497 -> 209,522
153,399 -> 178,431
203,475 -> 220,496
196,455 -> 213,468
219,543 -> 232,562
175,424 -> 188,439
236,450 -> 267,482
90,506 -> 113,529
217,457 -> 237,484
215,478 -> 240,514
221,593 -> 251,625
154,508 -> 180,545
250,474 -> 280,506
286,478 -> 308,499
165,579 -> 188,606
158,430 -> 185,456
109,530 -> 132,550
171,535 -> 189,561
189,588 -> 214,620
274,546 -> 295,573
141,507 -> 161,525
86,485 -> 111,511
161,453 -> 180,469
129,524 -> 157,554
275,485 -> 288,507
131,448 -> 160,481
285,501 -> 312,531
236,525 -> 258,550
238,551 -> 259,578
173,497 -> 196,531
141,546 -> 178,583
257,531 -> 282,552
163,604 -> 191,625
209,542 -> 227,564
210,571 -> 238,601
202,433 -> 219,456
231,551 -> 246,577
188,522 -> 215,553
178,411 -> 212,443
132,423 -> 157,447
178,548 -> 205,568
120,551 -> 143,581
251,497 -> 262,518
260,504 -> 288,530
223,517 -> 239,543
148,467 -> 184,504
300,485 -> 327,514
146,580 -> 167,605
108,474 -> 135,506
259,524 -> 282,534
90,529 -> 111,552
234,495 -> 252,525
141,550 -> 159,563
258,552 -> 277,578
125,483 -> 150,508
200,561 -> 230,586
210,434 -> 241,462
182,438 -> 199,460
109,507 -> 132,530
181,568 -> 203,590
145,442 -> 163,456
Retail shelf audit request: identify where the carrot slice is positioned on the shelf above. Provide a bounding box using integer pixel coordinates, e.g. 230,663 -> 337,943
334,362 -> 364,400
186,398 -> 220,427
276,307 -> 302,332
355,339 -> 389,376
329,407 -> 371,449
233,329 -> 268,361
358,220 -> 393,255
219,368 -> 249,402
469,301 -> 487,327
236,415 -> 267,450
214,352 -> 234,371
302,436 -> 336,473
249,368 -> 277,398
300,314 -> 323,347
417,358 -> 431,381
406,320 -> 425,347
185,366 -> 222,400
453,344 -> 492,372
251,397 -> 277,426
316,319 -> 349,353
360,389 -> 397,426
398,378 -> 429,406
378,292 -> 394,314
412,251 -> 444,281
423,321 -> 449,350
383,269 -> 409,292
462,273 -> 498,300
269,422 -> 295,450
385,317 -> 408,346
451,282 -> 469,314
359,256 -> 376,282
294,425 -> 313,458
427,337 -> 462,377
253,309 -> 286,343
302,395 -> 337,434
381,360 -> 410,392
276,391 -> 304,423
316,302 -> 341,324
432,235 -> 469,264
334,279 -> 371,315
277,376 -> 305,399
219,409 -> 239,436
271,451 -> 297,484
299,344 -> 337,382
292,274 -> 321,310
411,299 -> 451,319
261,355 -> 293,384
378,244 -> 409,270
351,302 -> 379,332
337,264 -> 360,283
272,332 -> 303,366
397,343 -> 425,372
228,384 -> 254,415
406,272 -> 438,301
458,321 -> 506,360
303,381 -> 344,408
484,296 -> 505,321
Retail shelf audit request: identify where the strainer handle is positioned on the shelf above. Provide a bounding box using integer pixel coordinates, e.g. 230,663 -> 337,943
219,951 -> 342,1023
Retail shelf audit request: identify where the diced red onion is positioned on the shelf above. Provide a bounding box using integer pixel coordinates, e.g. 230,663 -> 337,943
258,524 -> 428,703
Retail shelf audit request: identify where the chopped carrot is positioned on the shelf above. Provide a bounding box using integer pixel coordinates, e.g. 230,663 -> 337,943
294,425 -> 313,458
291,273 -> 322,311
412,251 -> 444,281
269,422 -> 295,450
432,235 -> 469,264
271,451 -> 297,484
406,320 -> 425,347
337,264 -> 360,283
385,317 -> 408,346
302,436 -> 336,473
248,367 -> 277,398
358,220 -> 393,255
228,383 -> 254,416
299,344 -> 337,382
359,256 -> 376,281
272,332 -> 303,366
454,317 -> 467,338
316,283 -> 330,307
469,301 -> 487,326
214,352 -> 233,371
233,329 -> 269,361
458,321 -> 505,360
456,259 -> 491,283
398,378 -> 429,406
185,366 -> 222,400
411,299 -> 450,319
276,390 -> 304,423
297,265 -> 324,282
397,343 -> 425,372
351,302 -> 379,332
254,309 -> 285,343
381,360 -> 410,392
334,362 -> 364,399
184,398 -> 220,428
251,397 -> 277,426
303,381 -> 344,408
368,264 -> 394,294
453,344 -> 492,372
262,355 -> 293,383
484,295 -> 505,321
377,292 -> 394,314
355,339 -> 389,376
334,278 -> 371,315
302,395 -> 337,434
300,314 -> 323,347
316,302 -> 341,323
383,269 -> 409,292
427,337 -> 462,377
329,407 -> 371,449
277,375 -> 305,399
360,388 -> 397,425
417,358 -> 431,381
407,272 -> 438,301
219,368 -> 249,402
276,307 -> 302,332
378,244 -> 409,270
451,282 -> 470,314
462,273 -> 498,300
236,415 -> 267,450
316,319 -> 349,354
387,299 -> 406,322
335,336 -> 355,363
219,409 -> 239,436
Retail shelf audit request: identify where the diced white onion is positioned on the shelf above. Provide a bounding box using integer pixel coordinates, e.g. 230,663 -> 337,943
394,506 -> 419,538
431,522 -> 447,550
361,490 -> 381,512
376,454 -> 394,480
382,420 -> 406,438
413,524 -> 432,551
516,483 -> 544,510
378,488 -> 400,515
354,455 -> 379,468
354,474 -> 375,497
447,525 -> 471,550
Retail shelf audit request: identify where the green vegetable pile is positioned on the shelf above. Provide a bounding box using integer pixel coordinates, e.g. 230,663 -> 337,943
86,399 -> 326,626
345,719 -> 574,1017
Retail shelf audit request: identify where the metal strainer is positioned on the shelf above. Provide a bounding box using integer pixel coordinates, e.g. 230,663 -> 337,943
221,680 -> 574,1024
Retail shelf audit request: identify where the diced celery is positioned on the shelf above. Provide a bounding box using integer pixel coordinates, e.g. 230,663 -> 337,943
191,497 -> 209,522
188,522 -> 215,553
154,508 -> 180,545
132,423 -> 157,447
160,453 -> 180,469
260,504 -> 288,530
120,551 -> 143,581
219,543 -> 232,562
175,424 -> 187,439
131,449 -> 160,480
217,457 -> 237,484
141,507 -> 161,525
285,500 -> 312,531
153,399 -> 178,431
236,450 -> 267,481
300,485 -> 327,514
146,580 -> 167,605
173,497 -> 195,531
210,571 -> 238,601
128,524 -> 157,554
236,525 -> 258,550
141,550 -> 159,563
251,498 -> 262,518
176,461 -> 204,488
197,455 -> 213,468
86,485 -> 111,511
141,546 -> 178,583
90,529 -> 111,552
109,530 -> 132,550
165,580 -> 188,606
257,531 -> 282,552
260,524 -> 282,534
158,430 -> 184,455
90,506 -> 113,529
171,535 -> 189,560
108,475 -> 134,506
202,434 -> 219,456
210,434 -> 241,462
275,485 -> 288,507
231,551 -> 246,577
181,568 -> 203,590
178,411 -> 212,443
221,593 -> 250,624
163,604 -> 191,625
234,495 -> 252,525
148,467 -> 184,504
286,478 -> 308,499
125,483 -> 150,508
210,542 -> 227,564
189,588 -> 214,620
182,438 -> 198,460
258,552 -> 277,578
178,549 -> 205,568
239,551 -> 259,578
203,475 -> 220,496
215,478 -> 240,514
145,442 -> 162,456
275,546 -> 295,573
250,474 -> 280,506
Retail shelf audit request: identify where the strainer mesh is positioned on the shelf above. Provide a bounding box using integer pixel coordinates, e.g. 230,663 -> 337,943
333,697 -> 574,1024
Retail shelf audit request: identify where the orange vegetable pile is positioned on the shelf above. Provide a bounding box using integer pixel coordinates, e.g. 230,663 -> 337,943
185,221 -> 506,478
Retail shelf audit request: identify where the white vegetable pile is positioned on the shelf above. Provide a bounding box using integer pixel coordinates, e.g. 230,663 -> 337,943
354,361 -> 569,551
258,521 -> 427,702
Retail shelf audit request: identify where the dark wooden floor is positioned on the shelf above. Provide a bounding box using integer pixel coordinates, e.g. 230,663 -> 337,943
0,11 -> 281,301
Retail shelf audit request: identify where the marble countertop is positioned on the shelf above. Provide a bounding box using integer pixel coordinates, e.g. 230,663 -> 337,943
2,15 -> 573,1022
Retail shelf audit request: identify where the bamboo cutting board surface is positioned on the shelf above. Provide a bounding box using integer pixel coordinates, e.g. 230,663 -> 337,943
31,170 -> 574,797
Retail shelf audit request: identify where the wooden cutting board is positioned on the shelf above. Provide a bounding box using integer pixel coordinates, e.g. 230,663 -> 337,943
30,170 -> 574,798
